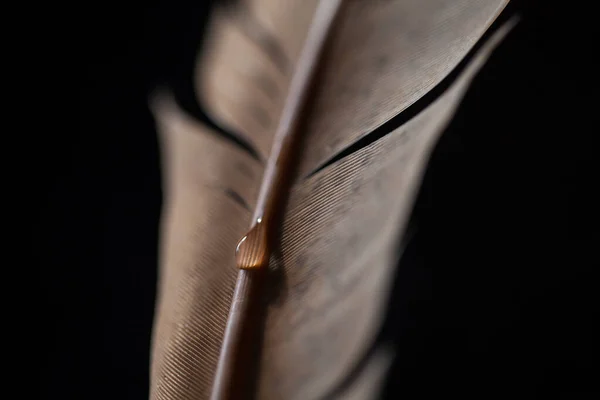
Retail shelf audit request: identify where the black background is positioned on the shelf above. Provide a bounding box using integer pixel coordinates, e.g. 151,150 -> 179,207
44,1 -> 596,399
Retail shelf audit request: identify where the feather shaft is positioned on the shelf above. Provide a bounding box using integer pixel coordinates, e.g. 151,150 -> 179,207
210,1 -> 343,398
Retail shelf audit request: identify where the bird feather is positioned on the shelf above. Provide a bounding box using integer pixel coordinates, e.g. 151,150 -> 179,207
151,1 -> 514,398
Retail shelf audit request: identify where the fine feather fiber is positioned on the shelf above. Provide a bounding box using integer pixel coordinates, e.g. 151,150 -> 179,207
151,1 -> 513,399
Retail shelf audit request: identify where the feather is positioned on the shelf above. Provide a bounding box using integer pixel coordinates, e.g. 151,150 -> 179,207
151,1 -> 514,399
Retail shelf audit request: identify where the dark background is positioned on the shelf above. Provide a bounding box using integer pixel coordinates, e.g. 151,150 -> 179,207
43,1 -> 596,399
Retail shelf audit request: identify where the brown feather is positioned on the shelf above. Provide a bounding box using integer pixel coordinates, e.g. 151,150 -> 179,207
151,1 -> 514,398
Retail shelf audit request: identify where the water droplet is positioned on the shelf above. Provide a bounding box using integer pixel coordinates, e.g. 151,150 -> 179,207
235,222 -> 269,270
